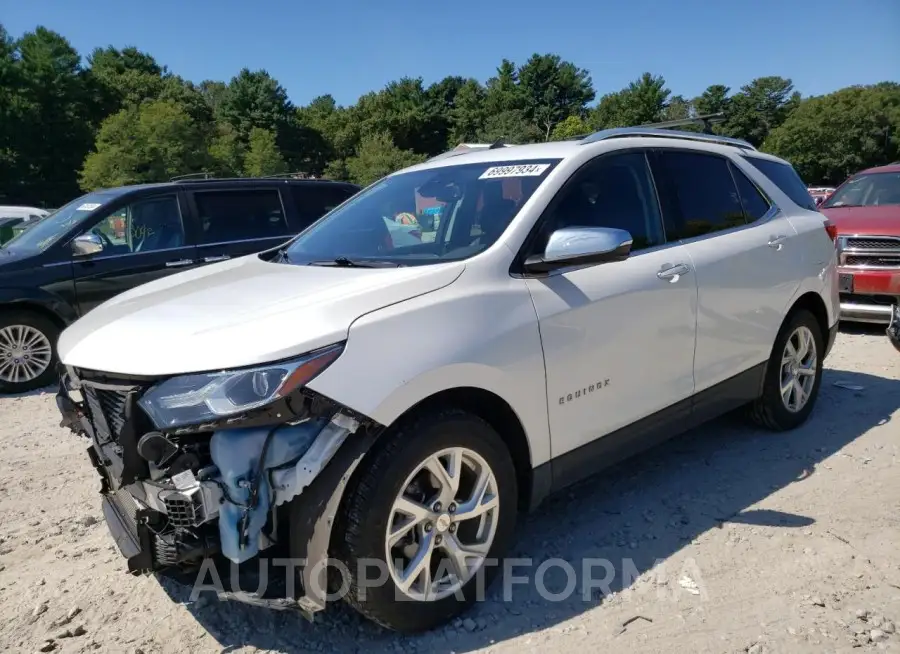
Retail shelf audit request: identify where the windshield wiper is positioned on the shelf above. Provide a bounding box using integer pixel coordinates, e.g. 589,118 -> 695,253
308,256 -> 401,268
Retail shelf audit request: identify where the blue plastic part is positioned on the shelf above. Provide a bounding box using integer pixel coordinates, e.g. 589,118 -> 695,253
210,419 -> 327,563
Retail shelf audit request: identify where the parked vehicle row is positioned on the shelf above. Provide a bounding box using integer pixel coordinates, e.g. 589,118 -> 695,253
819,163 -> 900,323
55,127 -> 838,632
0,177 -> 360,393
0,205 -> 51,246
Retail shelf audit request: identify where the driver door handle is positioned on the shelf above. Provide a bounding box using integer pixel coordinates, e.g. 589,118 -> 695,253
657,263 -> 691,282
768,235 -> 788,250
165,259 -> 194,268
203,255 -> 231,263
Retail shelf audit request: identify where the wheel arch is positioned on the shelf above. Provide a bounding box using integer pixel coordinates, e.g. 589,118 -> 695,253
787,291 -> 830,346
389,386 -> 536,512
0,299 -> 69,332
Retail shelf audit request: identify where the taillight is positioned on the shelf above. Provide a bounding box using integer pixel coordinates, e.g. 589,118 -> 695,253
824,219 -> 838,243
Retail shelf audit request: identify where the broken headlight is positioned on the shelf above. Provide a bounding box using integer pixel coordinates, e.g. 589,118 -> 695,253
138,344 -> 344,429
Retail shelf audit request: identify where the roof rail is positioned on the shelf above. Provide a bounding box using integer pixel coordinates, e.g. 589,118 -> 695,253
170,172 -> 216,182
579,126 -> 756,151
260,171 -> 318,179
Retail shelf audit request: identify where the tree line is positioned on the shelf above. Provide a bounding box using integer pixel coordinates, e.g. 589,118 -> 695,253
1,23 -> 898,208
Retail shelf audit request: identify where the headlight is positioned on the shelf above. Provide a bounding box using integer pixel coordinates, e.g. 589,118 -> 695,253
138,344 -> 344,429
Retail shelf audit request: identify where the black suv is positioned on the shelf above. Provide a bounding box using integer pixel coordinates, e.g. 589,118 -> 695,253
0,177 -> 360,393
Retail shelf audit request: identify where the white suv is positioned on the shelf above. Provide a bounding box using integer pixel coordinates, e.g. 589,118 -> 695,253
54,128 -> 839,632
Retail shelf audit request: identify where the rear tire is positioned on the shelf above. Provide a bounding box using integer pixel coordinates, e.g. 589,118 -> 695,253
333,409 -> 518,633
747,308 -> 824,431
0,310 -> 59,394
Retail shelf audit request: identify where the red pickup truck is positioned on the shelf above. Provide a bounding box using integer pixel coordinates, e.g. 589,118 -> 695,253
820,163 -> 900,323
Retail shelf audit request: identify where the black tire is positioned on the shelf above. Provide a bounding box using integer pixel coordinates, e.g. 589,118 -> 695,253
332,409 -> 518,633
747,308 -> 824,431
0,310 -> 60,394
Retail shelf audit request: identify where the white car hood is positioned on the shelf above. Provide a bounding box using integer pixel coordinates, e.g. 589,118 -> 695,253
58,255 -> 465,376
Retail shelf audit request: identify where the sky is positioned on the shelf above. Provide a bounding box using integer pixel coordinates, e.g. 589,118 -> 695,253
2,0 -> 898,107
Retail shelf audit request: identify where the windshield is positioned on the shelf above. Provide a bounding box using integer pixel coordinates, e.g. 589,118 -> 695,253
1,190 -> 126,253
823,172 -> 900,208
283,160 -> 560,266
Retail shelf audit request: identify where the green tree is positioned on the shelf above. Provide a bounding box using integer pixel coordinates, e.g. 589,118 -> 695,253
724,76 -> 800,146
80,99 -> 208,190
207,121 -> 245,176
763,83 -> 900,184
344,132 -> 425,186
243,127 -> 287,176
477,109 -> 542,144
591,72 -> 670,128
483,59 -> 524,115
448,79 -> 487,144
550,114 -> 591,140
517,53 -> 595,140
219,68 -> 293,139
87,45 -> 165,112
12,27 -> 97,205
694,84 -> 731,116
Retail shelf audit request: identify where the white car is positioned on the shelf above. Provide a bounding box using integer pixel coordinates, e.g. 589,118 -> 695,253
54,128 -> 839,632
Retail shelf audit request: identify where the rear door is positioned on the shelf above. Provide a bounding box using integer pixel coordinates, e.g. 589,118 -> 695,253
287,182 -> 359,232
72,191 -> 199,314
188,186 -> 294,264
649,149 -> 800,392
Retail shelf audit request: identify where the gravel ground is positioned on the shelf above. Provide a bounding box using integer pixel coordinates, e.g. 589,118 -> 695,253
1,327 -> 899,654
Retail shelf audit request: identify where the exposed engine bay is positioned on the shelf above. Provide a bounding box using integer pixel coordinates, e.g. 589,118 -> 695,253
55,365 -> 379,615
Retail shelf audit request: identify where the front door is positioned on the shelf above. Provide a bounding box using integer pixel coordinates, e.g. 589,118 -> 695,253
73,193 -> 198,314
188,187 -> 295,264
523,151 -> 698,460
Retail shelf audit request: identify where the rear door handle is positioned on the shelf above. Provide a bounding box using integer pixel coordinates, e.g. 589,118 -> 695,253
203,255 -> 230,263
657,263 -> 691,282
768,235 -> 788,250
165,259 -> 195,268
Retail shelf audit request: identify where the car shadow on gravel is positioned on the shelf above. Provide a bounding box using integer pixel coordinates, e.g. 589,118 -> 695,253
160,365 -> 898,654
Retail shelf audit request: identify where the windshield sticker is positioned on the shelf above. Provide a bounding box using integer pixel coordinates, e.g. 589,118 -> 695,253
76,203 -> 102,211
479,163 -> 551,180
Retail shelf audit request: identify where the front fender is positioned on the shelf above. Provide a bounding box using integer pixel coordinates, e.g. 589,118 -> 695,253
0,286 -> 78,324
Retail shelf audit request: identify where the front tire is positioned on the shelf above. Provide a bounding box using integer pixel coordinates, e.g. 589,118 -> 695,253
333,409 -> 518,632
748,308 -> 824,431
0,311 -> 59,394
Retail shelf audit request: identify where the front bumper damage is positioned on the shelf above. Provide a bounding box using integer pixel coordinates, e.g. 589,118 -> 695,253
56,366 -> 381,617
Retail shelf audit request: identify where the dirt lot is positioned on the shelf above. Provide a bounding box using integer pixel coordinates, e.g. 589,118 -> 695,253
1,327 -> 899,654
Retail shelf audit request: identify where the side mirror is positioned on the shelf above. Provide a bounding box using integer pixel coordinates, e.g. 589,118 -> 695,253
524,226 -> 632,274
72,233 -> 104,257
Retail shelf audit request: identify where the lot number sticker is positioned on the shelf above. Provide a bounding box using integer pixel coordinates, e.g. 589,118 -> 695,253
77,203 -> 102,211
479,163 -> 551,179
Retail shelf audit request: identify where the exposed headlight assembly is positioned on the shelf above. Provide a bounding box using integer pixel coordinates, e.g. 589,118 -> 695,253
138,343 -> 344,429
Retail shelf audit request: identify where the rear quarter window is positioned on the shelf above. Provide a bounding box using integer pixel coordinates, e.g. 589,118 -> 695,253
743,156 -> 818,211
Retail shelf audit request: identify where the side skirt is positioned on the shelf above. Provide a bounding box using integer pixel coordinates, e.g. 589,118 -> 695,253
530,362 -> 767,507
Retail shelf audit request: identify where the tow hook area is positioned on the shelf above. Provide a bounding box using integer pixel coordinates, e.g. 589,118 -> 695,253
210,413 -> 360,565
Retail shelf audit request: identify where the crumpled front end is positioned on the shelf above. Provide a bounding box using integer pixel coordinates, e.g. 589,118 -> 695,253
55,364 -> 380,614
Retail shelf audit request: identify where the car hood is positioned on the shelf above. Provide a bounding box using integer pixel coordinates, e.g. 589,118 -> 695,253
58,255 -> 465,376
0,247 -> 38,272
821,205 -> 900,235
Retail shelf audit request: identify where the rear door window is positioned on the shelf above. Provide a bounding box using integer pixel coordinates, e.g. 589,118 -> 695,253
290,184 -> 357,228
193,189 -> 289,244
730,164 -> 772,222
652,151 -> 747,240
743,156 -> 817,211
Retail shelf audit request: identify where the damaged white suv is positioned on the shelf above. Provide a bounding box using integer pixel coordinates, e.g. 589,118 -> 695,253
55,128 -> 839,632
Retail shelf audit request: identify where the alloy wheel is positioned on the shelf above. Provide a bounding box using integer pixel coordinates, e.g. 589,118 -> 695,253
0,325 -> 53,386
385,447 -> 500,602
780,325 -> 817,413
